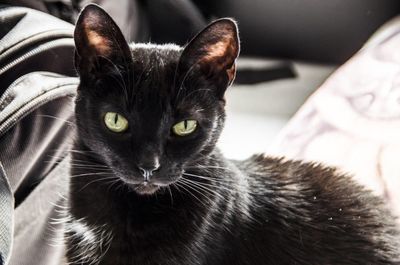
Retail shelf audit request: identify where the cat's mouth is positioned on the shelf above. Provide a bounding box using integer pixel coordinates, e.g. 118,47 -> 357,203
116,170 -> 182,195
125,178 -> 180,195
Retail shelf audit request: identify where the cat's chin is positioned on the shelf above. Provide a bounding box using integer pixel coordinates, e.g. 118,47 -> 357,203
129,182 -> 161,195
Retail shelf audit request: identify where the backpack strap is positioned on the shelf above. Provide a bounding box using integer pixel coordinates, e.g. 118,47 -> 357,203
0,162 -> 13,265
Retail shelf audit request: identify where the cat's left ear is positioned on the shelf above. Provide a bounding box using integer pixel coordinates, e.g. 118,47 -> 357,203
74,4 -> 132,75
179,18 -> 240,99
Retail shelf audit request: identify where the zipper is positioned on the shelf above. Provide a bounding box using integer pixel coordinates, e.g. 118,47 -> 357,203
0,38 -> 74,75
0,29 -> 73,64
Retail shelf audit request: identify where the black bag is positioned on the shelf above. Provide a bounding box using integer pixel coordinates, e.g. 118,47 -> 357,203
0,6 -> 78,264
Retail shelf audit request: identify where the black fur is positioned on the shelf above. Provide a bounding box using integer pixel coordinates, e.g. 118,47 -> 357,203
66,4 -> 400,265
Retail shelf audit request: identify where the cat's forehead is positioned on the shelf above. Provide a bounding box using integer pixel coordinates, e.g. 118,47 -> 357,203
129,43 -> 183,87
120,43 -> 213,114
130,43 -> 182,51
130,43 -> 182,65
124,44 -> 184,102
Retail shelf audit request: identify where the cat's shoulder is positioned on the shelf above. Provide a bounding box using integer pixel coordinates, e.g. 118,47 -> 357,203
237,153 -> 345,182
235,153 -> 383,206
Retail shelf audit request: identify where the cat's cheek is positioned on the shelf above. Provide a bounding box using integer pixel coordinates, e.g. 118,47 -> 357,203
165,144 -> 202,165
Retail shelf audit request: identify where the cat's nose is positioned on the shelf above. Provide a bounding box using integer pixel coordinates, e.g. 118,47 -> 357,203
138,164 -> 160,182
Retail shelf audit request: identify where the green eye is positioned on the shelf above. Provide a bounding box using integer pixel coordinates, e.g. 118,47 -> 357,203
172,120 -> 197,136
104,112 -> 128,133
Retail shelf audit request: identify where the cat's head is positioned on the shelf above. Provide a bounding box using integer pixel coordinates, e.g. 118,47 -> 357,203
73,4 -> 239,195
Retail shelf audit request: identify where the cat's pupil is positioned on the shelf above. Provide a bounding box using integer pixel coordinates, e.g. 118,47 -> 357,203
114,114 -> 118,124
184,120 -> 187,129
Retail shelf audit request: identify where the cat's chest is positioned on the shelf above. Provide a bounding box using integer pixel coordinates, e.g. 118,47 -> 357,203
95,232 -> 204,265
66,210 -> 208,265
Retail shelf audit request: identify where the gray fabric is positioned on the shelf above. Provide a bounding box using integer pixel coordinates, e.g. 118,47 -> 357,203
0,7 -> 72,58
0,73 -> 76,264
0,72 -> 77,194
9,156 -> 70,265
0,163 -> 13,265
0,6 -> 76,264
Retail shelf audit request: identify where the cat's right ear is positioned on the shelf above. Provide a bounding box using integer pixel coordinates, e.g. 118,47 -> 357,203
74,4 -> 132,76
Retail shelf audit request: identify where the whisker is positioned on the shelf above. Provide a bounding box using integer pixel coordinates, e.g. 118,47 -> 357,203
167,185 -> 174,206
78,176 -> 118,191
36,114 -> 76,127
180,177 -> 229,202
179,178 -> 222,201
175,181 -> 210,208
182,172 -> 236,185
70,172 -> 114,178
69,163 -> 111,169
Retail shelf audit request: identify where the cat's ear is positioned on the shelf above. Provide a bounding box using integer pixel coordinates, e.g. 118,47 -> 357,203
74,4 -> 132,75
179,18 -> 240,99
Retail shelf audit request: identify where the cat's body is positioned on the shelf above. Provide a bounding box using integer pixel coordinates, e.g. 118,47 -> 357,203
68,147 -> 400,265
66,4 -> 400,265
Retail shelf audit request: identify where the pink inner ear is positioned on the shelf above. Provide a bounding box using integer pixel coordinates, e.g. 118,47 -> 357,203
85,29 -> 112,56
202,37 -> 234,62
80,12 -> 112,56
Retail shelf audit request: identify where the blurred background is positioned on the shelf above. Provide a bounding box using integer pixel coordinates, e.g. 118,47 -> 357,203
4,0 -> 400,159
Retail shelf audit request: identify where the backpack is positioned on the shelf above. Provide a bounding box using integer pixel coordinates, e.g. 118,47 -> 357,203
0,6 -> 78,264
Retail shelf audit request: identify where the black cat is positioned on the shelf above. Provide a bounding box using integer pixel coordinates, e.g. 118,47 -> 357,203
65,4 -> 400,265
